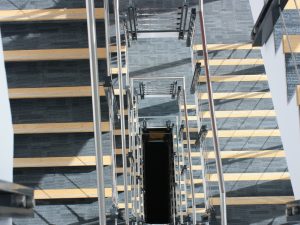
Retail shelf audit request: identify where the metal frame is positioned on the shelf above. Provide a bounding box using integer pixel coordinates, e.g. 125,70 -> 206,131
131,77 -> 197,223
131,78 -> 144,221
138,115 -> 178,224
85,1 -> 106,225
123,22 -> 130,86
113,0 -> 130,223
178,4 -> 189,39
105,83 -> 119,224
128,6 -> 138,40
177,88 -> 189,223
186,8 -> 197,47
251,0 -> 289,46
0,180 -> 35,217
190,62 -> 201,94
198,1 -> 227,224
191,60 -> 210,212
130,96 -> 140,221
181,86 -> 196,225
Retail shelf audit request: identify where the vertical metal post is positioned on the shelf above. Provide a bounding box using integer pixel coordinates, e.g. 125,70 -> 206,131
137,134 -> 142,220
107,87 -> 119,225
178,91 -> 188,219
176,124 -> 183,224
139,132 -> 145,220
194,93 -> 209,210
103,1 -> 119,224
131,104 -> 138,218
182,86 -> 196,225
124,24 -> 130,86
104,0 -> 111,77
198,1 -> 227,224
132,79 -> 142,221
172,120 -> 179,224
85,0 -> 106,225
114,0 -> 129,223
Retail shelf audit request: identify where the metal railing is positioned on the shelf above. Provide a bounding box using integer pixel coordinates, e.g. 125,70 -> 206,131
105,83 -> 119,224
114,0 -> 130,223
85,1 -> 106,224
198,0 -> 227,224
131,77 -> 201,224
137,116 -> 179,224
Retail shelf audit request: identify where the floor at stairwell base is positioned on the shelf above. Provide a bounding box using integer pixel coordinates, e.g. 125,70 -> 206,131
142,128 -> 174,224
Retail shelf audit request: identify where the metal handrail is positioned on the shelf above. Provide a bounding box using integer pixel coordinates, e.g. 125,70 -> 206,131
193,86 -> 210,211
131,77 -> 196,223
131,79 -> 144,222
127,92 -> 134,219
182,86 -> 196,225
198,0 -> 227,224
104,84 -> 119,224
123,22 -> 130,86
85,0 -> 106,224
130,101 -> 138,218
175,122 -> 183,223
177,87 -> 188,223
113,0 -> 129,223
197,80 -> 213,211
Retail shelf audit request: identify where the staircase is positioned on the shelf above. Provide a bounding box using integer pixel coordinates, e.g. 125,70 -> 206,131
0,0 -> 131,224
0,0 -> 296,224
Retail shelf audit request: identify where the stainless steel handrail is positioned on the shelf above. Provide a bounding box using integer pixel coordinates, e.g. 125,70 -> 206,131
85,0 -> 106,224
103,0 -> 119,223
194,86 -> 210,211
182,86 -> 196,225
198,0 -> 227,224
107,86 -> 119,225
177,90 -> 188,223
113,0 -> 129,223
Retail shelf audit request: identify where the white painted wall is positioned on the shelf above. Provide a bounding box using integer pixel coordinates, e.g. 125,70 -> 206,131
249,0 -> 300,200
0,29 -> 13,225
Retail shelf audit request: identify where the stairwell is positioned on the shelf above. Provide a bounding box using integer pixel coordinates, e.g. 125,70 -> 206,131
0,0 -> 296,224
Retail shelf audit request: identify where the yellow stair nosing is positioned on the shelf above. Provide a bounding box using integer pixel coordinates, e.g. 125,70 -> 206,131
4,47 -> 125,62
285,0 -> 300,10
193,43 -> 259,51
184,110 -> 276,120
8,85 -> 127,99
14,156 -> 112,168
207,172 -> 290,182
282,35 -> 300,53
188,150 -> 285,159
196,58 -> 264,66
0,8 -> 105,22
211,196 -> 294,205
13,122 -> 129,135
199,92 -> 272,100
182,129 -> 280,137
199,74 -> 268,82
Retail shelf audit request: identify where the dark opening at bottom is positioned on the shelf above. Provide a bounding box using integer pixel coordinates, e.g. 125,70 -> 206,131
142,128 -> 175,224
